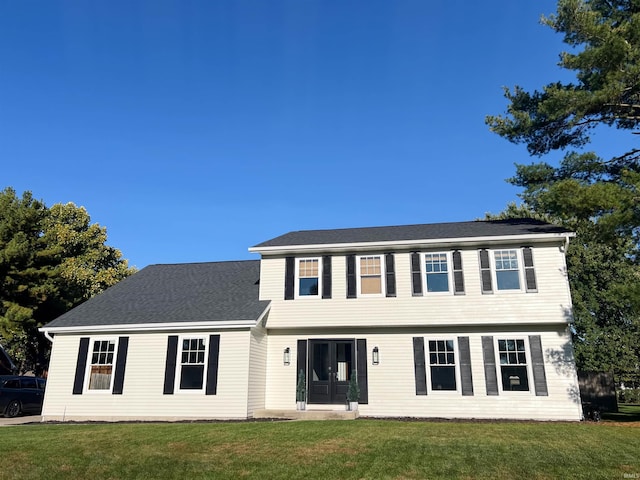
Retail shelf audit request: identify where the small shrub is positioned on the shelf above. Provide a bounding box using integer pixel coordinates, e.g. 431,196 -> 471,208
347,369 -> 360,402
296,369 -> 306,402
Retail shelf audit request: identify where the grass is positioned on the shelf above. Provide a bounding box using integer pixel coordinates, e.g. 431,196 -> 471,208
603,403 -> 640,422
0,413 -> 639,480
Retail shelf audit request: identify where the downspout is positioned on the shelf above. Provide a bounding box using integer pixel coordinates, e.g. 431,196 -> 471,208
42,329 -> 54,343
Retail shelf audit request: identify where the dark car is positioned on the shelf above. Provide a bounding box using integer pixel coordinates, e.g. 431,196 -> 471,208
0,375 -> 46,417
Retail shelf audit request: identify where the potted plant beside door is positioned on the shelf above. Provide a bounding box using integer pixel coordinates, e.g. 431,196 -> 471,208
296,369 -> 306,410
347,369 -> 360,411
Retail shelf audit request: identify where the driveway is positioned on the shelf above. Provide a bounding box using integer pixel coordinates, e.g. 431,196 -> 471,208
0,415 -> 41,426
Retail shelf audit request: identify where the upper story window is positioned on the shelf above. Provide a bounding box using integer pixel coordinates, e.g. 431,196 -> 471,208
179,337 -> 207,391
285,256 -> 331,300
494,250 -> 521,290
479,248 -> 536,294
358,255 -> 383,295
424,253 -> 450,293
411,251 -> 463,296
298,258 -> 320,296
497,338 -> 529,392
88,339 -> 116,391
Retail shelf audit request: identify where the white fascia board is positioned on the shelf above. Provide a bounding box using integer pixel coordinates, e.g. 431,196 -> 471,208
40,305 -> 273,337
40,319 -> 263,336
249,232 -> 576,256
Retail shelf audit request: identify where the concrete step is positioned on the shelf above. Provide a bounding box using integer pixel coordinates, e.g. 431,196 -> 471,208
253,409 -> 359,420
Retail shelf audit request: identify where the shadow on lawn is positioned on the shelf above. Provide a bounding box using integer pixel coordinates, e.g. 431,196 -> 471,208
602,404 -> 640,422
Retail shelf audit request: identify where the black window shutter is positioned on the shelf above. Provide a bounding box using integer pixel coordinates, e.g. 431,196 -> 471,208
481,336 -> 499,395
73,337 -> 90,395
458,336 -> 474,396
356,339 -> 368,404
205,335 -> 221,395
385,253 -> 396,297
284,256 -> 295,300
452,250 -> 465,295
163,335 -> 179,395
322,255 -> 332,299
479,250 -> 493,294
346,255 -> 357,299
529,335 -> 548,396
411,252 -> 423,296
112,337 -> 129,395
523,247 -> 538,293
413,337 -> 427,395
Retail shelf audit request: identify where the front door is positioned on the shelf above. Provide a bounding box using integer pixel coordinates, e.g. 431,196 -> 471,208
308,339 -> 355,404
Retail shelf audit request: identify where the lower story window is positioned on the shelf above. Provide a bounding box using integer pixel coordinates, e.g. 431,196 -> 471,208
498,339 -> 529,391
429,340 -> 456,390
180,337 -> 206,390
89,340 -> 115,390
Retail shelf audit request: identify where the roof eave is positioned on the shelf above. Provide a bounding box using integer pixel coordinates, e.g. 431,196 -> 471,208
40,303 -> 272,336
249,232 -> 575,255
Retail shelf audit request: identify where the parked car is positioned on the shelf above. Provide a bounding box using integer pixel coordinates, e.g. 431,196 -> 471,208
0,375 -> 46,417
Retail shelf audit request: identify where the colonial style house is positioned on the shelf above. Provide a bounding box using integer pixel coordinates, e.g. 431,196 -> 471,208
39,219 -> 583,421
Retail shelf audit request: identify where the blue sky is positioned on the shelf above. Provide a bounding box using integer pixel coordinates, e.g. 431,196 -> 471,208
0,1 -> 616,269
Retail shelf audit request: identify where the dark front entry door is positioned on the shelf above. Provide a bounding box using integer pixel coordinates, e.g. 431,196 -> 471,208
308,339 -> 355,404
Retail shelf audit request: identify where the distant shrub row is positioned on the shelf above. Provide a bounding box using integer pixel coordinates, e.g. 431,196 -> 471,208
618,388 -> 640,404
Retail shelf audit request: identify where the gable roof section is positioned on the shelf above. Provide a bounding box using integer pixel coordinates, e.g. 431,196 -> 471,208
251,219 -> 572,250
43,260 -> 269,330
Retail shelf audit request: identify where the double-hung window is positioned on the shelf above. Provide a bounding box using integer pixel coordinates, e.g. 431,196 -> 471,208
497,339 -> 529,391
298,258 -> 320,297
428,340 -> 456,390
494,250 -> 521,290
88,339 -> 116,391
358,255 -> 383,295
179,337 -> 207,391
424,253 -> 450,293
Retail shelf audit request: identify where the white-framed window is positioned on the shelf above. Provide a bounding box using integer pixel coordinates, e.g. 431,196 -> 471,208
497,338 -> 530,392
493,249 -> 522,291
87,339 -> 117,392
357,255 -> 384,296
428,339 -> 457,391
177,337 -> 208,392
297,258 -> 320,297
424,252 -> 451,293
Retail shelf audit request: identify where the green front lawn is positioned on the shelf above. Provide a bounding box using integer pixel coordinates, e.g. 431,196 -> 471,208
1,418 -> 638,480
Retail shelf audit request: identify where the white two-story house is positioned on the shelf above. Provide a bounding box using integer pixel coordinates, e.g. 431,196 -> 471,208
38,219 -> 583,421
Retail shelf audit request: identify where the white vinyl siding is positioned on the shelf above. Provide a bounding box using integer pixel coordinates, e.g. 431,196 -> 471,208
264,327 -> 581,421
42,330 -> 253,421
260,245 -> 572,329
247,326 -> 267,416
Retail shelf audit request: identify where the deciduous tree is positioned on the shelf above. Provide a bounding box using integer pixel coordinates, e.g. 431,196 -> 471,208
0,188 -> 135,374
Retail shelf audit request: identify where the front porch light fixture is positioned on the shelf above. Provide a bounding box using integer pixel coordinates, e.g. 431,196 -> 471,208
283,347 -> 291,366
372,346 -> 379,365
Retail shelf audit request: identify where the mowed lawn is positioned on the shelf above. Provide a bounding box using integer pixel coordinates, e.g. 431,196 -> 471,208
1,410 -> 639,480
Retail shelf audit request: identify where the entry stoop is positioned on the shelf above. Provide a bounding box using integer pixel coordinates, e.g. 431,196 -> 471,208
253,409 -> 359,420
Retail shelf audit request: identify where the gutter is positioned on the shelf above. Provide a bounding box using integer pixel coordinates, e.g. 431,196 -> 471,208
250,232 -> 576,256
39,304 -> 272,337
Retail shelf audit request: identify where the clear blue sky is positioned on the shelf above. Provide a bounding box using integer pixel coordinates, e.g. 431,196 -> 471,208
0,1 -> 609,269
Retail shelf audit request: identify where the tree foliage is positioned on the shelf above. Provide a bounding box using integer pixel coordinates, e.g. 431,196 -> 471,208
486,0 -> 640,385
0,188 -> 135,374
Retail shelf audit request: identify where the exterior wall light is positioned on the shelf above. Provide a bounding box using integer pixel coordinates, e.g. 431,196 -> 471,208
283,347 -> 291,366
372,346 -> 379,365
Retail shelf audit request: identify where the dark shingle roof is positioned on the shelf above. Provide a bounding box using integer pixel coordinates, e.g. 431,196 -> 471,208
44,260 -> 269,329
252,219 -> 570,248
